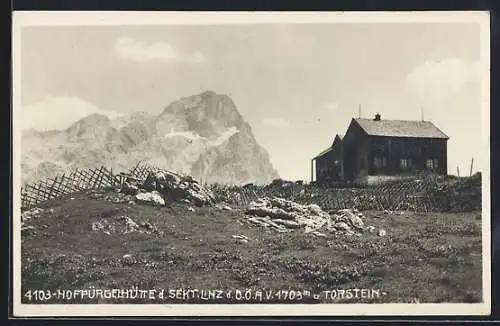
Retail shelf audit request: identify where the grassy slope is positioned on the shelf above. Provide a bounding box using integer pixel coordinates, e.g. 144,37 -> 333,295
21,188 -> 483,304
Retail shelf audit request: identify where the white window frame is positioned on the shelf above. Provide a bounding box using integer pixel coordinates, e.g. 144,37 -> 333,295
400,158 -> 408,169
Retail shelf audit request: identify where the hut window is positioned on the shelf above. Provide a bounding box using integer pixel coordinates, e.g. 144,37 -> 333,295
400,158 -> 409,169
426,158 -> 435,169
434,158 -> 439,168
374,156 -> 387,168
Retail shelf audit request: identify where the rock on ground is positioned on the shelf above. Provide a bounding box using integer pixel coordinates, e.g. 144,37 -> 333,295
21,207 -> 44,223
135,191 -> 165,207
216,204 -> 233,211
332,209 -> 365,230
91,215 -> 160,236
244,197 -> 368,237
120,182 -> 139,195
140,170 -> 215,207
245,197 -> 329,233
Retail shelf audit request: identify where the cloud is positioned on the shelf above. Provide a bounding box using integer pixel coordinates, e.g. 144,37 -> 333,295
321,102 -> 340,113
114,37 -> 206,64
262,117 -> 290,128
20,96 -> 124,131
406,58 -> 480,104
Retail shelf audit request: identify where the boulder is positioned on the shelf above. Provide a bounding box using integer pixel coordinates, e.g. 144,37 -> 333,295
119,215 -> 140,233
245,197 -> 330,232
334,209 -> 365,230
366,226 -> 376,233
333,222 -> 350,231
140,170 -> 214,207
21,207 -> 44,223
216,204 -> 233,211
244,197 -> 369,237
120,182 -> 139,195
273,219 -> 302,229
135,191 -> 165,207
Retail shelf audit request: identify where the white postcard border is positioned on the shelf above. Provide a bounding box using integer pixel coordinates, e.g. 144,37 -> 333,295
11,10 -> 492,317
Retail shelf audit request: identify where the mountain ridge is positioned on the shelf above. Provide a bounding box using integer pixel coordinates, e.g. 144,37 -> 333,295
21,91 -> 280,186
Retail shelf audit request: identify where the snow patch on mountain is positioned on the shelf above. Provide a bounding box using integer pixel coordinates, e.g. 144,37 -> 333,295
164,131 -> 204,142
163,126 -> 240,148
212,127 -> 240,146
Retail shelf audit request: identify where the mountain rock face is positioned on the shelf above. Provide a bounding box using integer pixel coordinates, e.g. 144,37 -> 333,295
21,91 -> 280,186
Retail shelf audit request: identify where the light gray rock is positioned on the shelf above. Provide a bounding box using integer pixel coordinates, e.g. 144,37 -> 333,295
135,191 -> 165,207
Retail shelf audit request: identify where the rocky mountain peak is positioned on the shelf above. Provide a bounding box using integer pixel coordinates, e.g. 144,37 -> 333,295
157,90 -> 245,138
66,113 -> 111,130
21,92 -> 280,186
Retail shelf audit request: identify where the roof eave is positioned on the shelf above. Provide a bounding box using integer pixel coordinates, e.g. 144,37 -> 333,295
312,148 -> 333,160
364,133 -> 450,139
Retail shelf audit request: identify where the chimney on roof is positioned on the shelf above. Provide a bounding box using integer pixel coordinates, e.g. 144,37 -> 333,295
374,113 -> 381,121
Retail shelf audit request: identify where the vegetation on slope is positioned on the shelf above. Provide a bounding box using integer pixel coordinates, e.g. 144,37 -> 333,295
21,186 -> 482,304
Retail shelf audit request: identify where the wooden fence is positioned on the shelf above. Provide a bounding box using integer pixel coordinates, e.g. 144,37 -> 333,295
20,161 -> 160,210
209,176 -> 458,213
21,161 -> 476,213
129,160 -> 162,180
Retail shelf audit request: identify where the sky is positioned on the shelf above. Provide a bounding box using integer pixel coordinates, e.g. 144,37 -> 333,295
18,20 -> 486,181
